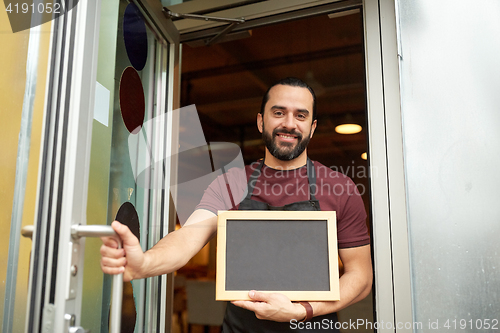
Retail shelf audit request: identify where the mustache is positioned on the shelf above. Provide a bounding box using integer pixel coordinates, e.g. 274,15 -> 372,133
272,127 -> 303,140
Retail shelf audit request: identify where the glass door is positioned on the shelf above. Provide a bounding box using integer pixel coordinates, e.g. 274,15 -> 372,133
84,1 -> 160,332
22,0 -> 180,332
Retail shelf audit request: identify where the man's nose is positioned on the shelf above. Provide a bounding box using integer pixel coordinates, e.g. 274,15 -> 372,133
281,113 -> 297,130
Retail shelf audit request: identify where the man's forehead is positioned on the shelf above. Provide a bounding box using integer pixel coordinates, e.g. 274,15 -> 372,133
267,84 -> 314,107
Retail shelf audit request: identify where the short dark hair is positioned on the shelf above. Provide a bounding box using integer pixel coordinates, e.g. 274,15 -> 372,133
260,77 -> 317,120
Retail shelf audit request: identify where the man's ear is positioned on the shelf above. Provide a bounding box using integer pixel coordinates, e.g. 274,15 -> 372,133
310,119 -> 317,138
257,113 -> 263,133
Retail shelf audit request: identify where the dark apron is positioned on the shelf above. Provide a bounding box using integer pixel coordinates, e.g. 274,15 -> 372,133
222,159 -> 340,333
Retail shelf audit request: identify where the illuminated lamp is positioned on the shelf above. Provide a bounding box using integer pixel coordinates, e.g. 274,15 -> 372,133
335,113 -> 362,134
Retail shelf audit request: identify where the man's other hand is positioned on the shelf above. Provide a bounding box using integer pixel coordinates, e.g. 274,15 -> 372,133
231,291 -> 307,322
100,221 -> 145,282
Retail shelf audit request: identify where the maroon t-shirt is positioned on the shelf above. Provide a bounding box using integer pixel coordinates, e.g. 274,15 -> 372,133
196,160 -> 370,249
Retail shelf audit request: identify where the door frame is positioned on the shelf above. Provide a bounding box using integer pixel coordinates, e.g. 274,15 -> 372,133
167,0 -> 413,331
363,0 -> 413,331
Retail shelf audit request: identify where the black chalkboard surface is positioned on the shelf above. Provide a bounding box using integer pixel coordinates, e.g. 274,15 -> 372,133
216,210 -> 339,301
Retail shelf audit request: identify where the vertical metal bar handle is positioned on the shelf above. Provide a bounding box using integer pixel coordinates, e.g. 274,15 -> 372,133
71,225 -> 123,333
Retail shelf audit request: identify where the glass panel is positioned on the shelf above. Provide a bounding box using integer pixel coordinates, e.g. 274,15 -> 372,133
81,0 -> 165,332
397,0 -> 500,330
0,14 -> 52,333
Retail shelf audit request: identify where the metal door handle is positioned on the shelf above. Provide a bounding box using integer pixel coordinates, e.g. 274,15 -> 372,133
71,225 -> 123,333
21,225 -> 34,240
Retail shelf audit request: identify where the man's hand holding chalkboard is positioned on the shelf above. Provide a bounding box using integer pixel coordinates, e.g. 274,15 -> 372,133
231,291 -> 308,322
229,245 -> 372,323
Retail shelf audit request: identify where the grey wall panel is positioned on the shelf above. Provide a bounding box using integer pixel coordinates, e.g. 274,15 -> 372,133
397,0 -> 500,330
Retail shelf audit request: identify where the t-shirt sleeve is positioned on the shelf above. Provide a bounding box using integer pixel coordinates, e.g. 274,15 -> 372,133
195,167 -> 248,214
336,177 -> 370,249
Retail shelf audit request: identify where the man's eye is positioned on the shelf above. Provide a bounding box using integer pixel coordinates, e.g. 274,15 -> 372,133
274,111 -> 283,116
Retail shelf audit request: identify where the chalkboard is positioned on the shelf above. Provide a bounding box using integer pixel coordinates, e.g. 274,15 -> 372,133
216,210 -> 339,301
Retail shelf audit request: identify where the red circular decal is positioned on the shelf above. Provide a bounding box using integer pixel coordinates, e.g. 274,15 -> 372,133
119,66 -> 145,134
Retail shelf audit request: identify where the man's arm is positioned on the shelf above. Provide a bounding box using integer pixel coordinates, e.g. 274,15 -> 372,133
309,244 -> 373,316
100,209 -> 217,281
232,244 -> 372,322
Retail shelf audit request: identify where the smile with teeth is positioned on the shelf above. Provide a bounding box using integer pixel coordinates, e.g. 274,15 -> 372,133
276,133 -> 299,143
277,133 -> 297,139
275,132 -> 300,144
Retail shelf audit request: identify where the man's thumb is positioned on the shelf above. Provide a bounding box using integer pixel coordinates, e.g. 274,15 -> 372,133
248,290 -> 270,302
111,221 -> 139,247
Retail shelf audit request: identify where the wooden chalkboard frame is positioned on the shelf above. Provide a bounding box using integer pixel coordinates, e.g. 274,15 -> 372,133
216,210 -> 339,301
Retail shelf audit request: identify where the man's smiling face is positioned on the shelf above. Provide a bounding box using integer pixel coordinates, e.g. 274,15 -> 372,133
258,84 -> 317,162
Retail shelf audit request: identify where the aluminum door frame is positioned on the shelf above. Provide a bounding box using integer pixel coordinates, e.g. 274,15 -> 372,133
363,0 -> 413,331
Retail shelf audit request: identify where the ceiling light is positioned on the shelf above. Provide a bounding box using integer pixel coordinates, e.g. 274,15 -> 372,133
335,124 -> 362,134
361,152 -> 367,160
335,113 -> 362,134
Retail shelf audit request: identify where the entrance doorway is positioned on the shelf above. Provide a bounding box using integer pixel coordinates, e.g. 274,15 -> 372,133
175,9 -> 374,333
2,0 -> 407,331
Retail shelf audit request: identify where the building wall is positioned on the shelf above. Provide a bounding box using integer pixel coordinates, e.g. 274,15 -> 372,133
0,11 -> 51,332
396,0 -> 500,330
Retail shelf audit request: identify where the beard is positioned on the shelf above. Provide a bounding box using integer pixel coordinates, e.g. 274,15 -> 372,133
261,122 -> 312,161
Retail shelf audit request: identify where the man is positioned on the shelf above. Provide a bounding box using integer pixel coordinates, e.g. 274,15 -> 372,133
101,77 -> 372,332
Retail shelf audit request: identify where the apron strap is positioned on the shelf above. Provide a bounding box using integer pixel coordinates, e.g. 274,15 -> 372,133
243,159 -> 265,201
307,158 -> 318,202
244,158 -> 317,201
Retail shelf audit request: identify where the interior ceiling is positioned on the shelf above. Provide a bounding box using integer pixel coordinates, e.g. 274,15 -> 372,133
180,10 -> 367,169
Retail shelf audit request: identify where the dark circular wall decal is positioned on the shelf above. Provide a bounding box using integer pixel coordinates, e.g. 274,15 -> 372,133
119,67 -> 145,134
123,3 -> 148,71
120,281 -> 137,333
115,202 -> 140,241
